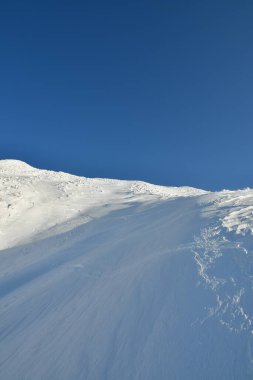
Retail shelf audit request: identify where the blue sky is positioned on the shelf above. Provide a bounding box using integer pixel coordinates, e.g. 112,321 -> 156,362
1,1 -> 253,190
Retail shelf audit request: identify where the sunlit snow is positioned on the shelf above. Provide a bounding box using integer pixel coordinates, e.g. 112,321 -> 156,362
0,160 -> 253,379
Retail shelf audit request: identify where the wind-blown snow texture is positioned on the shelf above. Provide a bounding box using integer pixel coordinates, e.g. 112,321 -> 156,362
0,160 -> 253,379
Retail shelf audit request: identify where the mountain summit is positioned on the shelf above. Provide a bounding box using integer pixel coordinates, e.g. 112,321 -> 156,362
0,161 -> 253,379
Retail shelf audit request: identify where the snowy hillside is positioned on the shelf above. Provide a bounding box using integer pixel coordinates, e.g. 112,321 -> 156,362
0,160 -> 253,379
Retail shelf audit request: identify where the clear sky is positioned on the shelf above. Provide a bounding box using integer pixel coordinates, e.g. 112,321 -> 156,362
1,1 -> 253,191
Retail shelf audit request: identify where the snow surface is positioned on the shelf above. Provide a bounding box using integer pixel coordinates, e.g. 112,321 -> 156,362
0,159 -> 253,379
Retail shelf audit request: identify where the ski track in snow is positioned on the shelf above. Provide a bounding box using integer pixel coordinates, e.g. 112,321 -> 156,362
0,160 -> 253,379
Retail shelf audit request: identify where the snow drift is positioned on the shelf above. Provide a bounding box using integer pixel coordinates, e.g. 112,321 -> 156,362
0,160 -> 253,379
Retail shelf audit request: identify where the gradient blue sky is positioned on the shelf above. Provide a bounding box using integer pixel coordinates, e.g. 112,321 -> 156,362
1,1 -> 253,190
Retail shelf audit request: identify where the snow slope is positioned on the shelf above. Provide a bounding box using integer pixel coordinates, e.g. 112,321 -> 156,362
0,160 -> 253,379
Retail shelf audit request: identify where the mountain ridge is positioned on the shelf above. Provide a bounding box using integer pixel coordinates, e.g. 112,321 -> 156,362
0,160 -> 253,379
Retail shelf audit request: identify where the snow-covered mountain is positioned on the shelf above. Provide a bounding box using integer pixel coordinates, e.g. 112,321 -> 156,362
1,159 -> 253,379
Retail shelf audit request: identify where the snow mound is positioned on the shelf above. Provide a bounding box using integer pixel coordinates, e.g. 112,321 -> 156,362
130,181 -> 206,198
215,189 -> 253,235
0,159 -> 35,174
